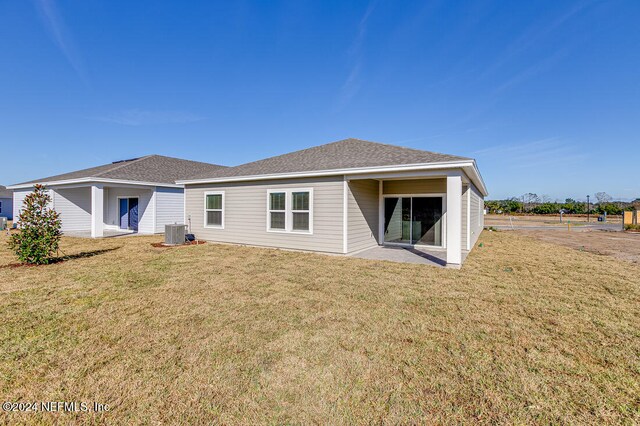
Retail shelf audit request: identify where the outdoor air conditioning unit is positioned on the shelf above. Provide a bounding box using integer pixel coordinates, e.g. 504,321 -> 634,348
165,224 -> 186,245
0,217 -> 6,231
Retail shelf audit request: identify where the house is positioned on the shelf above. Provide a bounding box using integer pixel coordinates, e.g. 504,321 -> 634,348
178,138 -> 487,267
0,185 -> 13,220
8,156 -> 225,237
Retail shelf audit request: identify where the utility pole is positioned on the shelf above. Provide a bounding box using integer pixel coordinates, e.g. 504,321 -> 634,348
586,195 -> 590,223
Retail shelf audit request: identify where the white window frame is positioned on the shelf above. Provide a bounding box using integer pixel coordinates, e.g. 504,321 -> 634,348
204,191 -> 225,229
266,188 -> 313,234
267,190 -> 287,233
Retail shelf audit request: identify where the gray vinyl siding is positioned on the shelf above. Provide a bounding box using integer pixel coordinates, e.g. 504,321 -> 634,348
469,183 -> 484,247
185,176 -> 344,253
53,188 -> 92,232
383,178 -> 446,194
0,197 -> 13,219
462,185 -> 469,251
347,179 -> 379,253
104,187 -> 155,234
155,187 -> 184,233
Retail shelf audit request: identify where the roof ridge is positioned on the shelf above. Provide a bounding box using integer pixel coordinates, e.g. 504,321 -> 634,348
149,154 -> 227,168
339,138 -> 472,160
92,155 -> 155,178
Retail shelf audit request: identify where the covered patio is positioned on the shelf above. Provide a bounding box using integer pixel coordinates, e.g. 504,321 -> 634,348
346,168 -> 484,267
46,183 -> 155,237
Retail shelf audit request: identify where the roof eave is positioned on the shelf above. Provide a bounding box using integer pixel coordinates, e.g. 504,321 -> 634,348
177,160 -> 488,195
7,177 -> 183,190
462,160 -> 489,197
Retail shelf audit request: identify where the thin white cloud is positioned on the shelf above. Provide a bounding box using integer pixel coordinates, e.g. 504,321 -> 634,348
482,1 -> 592,78
494,47 -> 570,93
90,109 -> 206,126
474,137 -> 588,169
34,0 -> 88,84
472,137 -> 558,155
336,1 -> 377,110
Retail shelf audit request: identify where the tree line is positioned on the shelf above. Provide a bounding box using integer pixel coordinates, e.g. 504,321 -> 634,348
486,192 -> 639,215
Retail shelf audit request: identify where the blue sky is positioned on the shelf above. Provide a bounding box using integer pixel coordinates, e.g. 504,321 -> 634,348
1,0 -> 638,200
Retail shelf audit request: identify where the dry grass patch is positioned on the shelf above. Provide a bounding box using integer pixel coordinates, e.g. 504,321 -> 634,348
0,231 -> 638,424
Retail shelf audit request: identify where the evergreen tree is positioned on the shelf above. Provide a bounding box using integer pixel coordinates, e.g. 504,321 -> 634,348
8,185 -> 62,264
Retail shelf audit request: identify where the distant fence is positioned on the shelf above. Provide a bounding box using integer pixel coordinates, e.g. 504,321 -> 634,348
623,210 -> 638,226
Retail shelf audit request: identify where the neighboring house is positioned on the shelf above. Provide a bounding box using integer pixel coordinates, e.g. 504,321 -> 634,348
8,156 -> 225,237
0,185 -> 13,220
178,138 -> 488,267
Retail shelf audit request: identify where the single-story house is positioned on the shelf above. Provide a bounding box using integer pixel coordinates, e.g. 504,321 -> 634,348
178,138 -> 488,267
0,185 -> 13,220
8,155 -> 225,237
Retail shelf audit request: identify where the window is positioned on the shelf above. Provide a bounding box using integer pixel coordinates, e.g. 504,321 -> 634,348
291,192 -> 310,231
269,192 -> 286,230
267,189 -> 313,233
0,200 -> 2,213
204,192 -> 224,228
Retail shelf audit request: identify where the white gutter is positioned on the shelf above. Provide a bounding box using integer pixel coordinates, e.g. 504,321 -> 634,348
178,160 -> 489,196
7,177 -> 183,190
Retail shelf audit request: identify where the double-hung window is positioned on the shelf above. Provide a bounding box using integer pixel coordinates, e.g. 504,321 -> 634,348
269,192 -> 286,230
204,192 -> 224,228
291,191 -> 310,231
267,189 -> 313,233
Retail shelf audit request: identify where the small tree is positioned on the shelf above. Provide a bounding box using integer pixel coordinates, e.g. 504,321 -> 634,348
8,185 -> 62,264
594,192 -> 612,205
521,193 -> 540,212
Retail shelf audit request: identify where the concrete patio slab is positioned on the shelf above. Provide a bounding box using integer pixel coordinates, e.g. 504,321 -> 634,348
63,230 -> 140,239
349,245 -> 469,267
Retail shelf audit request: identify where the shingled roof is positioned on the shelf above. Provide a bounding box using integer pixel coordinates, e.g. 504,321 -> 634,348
185,138 -> 471,181
15,155 -> 226,186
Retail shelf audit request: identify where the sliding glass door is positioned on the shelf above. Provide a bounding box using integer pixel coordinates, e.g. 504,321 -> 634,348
384,196 -> 443,246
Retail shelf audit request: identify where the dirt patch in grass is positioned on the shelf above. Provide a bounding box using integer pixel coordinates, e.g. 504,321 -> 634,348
516,229 -> 640,264
0,232 -> 638,424
150,241 -> 207,248
486,214 -> 622,227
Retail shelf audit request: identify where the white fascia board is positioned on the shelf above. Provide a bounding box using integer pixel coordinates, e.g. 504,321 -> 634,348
178,160 -> 489,197
463,161 -> 489,197
7,177 -> 183,190
179,161 -> 472,184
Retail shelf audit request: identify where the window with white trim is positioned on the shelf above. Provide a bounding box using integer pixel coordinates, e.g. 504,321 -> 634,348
204,192 -> 224,228
267,189 -> 313,233
291,191 -> 310,231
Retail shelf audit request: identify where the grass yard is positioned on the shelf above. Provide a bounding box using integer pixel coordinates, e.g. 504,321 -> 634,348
0,231 -> 638,424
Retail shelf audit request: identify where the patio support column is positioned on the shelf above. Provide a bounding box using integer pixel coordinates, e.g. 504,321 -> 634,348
446,175 -> 462,266
91,184 -> 104,238
378,179 -> 384,244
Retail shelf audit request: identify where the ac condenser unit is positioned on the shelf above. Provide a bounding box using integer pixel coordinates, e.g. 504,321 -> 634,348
165,224 -> 186,245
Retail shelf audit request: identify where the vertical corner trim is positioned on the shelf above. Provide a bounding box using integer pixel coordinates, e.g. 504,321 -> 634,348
466,186 -> 471,251
152,187 -> 158,234
343,177 -> 348,254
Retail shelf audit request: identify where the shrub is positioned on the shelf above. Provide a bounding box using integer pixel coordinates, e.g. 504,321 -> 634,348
624,224 -> 640,231
595,203 -> 623,215
532,203 -> 557,215
8,185 -> 62,264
